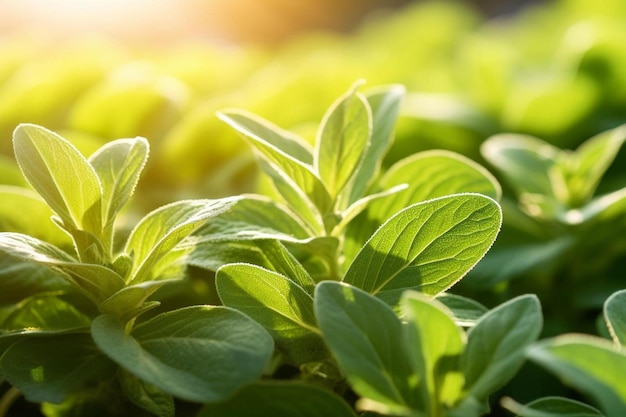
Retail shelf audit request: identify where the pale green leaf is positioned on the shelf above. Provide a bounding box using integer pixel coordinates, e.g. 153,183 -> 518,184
501,396 -> 604,417
217,263 -> 322,363
344,194 -> 501,302
218,110 -> 331,214
403,292 -> 465,414
12,123 -> 102,235
435,293 -> 488,327
99,280 -> 175,321
462,295 -> 542,402
315,85 -> 371,199
198,382 -> 358,417
314,281 -> 418,414
481,134 -> 559,197
348,85 -> 405,204
0,232 -> 124,304
91,306 -> 273,403
0,332 -> 117,403
528,335 -> 626,417
88,137 -> 149,230
125,197 -> 241,284
604,289 -> 626,347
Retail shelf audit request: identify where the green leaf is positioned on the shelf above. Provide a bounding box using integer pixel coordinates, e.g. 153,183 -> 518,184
251,240 -> 317,294
315,83 -> 371,200
88,137 -> 149,233
2,293 -> 91,331
501,396 -> 604,417
99,280 -> 174,321
12,124 -> 102,236
481,133 -> 559,197
435,293 -> 488,327
528,335 -> 626,417
344,194 -> 501,302
402,291 -> 465,414
0,252 -> 69,304
91,306 -> 273,403
0,332 -> 117,403
605,289 -> 626,347
0,233 -> 124,304
348,85 -> 405,204
198,382 -> 358,417
218,110 -> 331,214
119,369 -> 175,417
124,197 -> 241,284
314,281 -> 418,415
462,295 -> 542,402
217,263 -> 323,364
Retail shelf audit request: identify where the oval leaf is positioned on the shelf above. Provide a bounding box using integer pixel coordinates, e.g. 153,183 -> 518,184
91,306 -> 273,403
604,289 -> 626,347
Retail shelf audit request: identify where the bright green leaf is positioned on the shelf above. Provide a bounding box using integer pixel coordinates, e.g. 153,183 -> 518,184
91,306 -> 273,403
198,382 -> 358,417
0,332 -> 117,404
314,281 -> 418,414
528,335 -> 626,417
12,124 -> 102,236
435,293 -> 488,327
402,291 -> 465,414
605,289 -> 626,347
462,295 -> 542,402
315,84 -> 371,200
344,194 -> 501,302
125,197 -> 241,284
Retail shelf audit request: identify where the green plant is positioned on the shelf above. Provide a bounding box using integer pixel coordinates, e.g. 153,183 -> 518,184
0,125 -> 273,416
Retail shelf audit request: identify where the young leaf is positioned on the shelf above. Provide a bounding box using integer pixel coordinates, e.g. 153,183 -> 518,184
218,110 -> 331,214
461,295 -> 542,403
604,289 -> 626,347
91,306 -> 273,403
198,382 -> 358,417
98,280 -> 175,321
501,396 -> 604,417
401,291 -> 465,414
528,335 -> 626,417
435,293 -> 488,327
314,281 -> 419,414
344,194 -> 501,303
348,85 -> 405,204
315,84 -> 371,200
0,332 -> 117,404
12,123 -> 103,236
217,263 -> 322,363
88,137 -> 149,232
0,232 -> 124,304
125,197 -> 241,284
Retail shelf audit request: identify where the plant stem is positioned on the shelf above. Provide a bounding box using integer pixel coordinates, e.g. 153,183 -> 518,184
0,387 -> 22,417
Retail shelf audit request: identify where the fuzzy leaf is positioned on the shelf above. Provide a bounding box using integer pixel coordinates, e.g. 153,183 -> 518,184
125,197 -> 241,284
0,252 -> 69,304
88,137 -> 149,230
462,295 -> 542,402
12,124 -> 102,235
605,289 -> 626,347
344,194 -> 501,302
1,293 -> 91,331
198,382 -> 358,417
315,84 -> 371,200
0,332 -> 117,403
91,306 -> 273,403
528,335 -> 626,417
314,281 -> 418,414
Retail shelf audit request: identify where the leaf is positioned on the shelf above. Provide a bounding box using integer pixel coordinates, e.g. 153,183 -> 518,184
88,137 -> 149,232
99,280 -> 174,321
0,252 -> 69,304
124,197 -> 241,284
315,83 -> 371,200
528,335 -> 626,417
314,281 -> 418,415
501,396 -> 604,417
12,124 -> 102,236
0,232 -> 124,304
0,332 -> 117,403
198,382 -> 358,417
119,369 -> 175,417
348,85 -> 405,204
217,263 -> 323,364
604,289 -> 626,347
91,306 -> 274,403
2,293 -> 91,331
402,291 -> 465,414
462,295 -> 542,402
218,110 -> 331,213
435,293 -> 488,327
481,133 -> 559,197
344,194 -> 501,303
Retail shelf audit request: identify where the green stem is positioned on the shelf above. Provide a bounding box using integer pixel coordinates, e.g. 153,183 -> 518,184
0,387 -> 22,417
